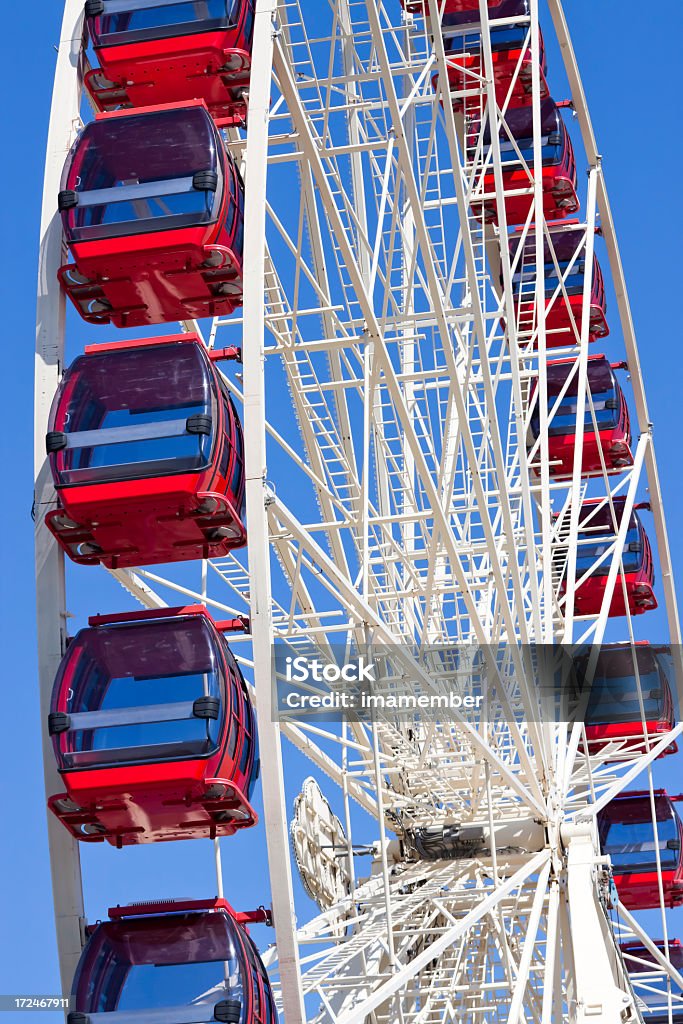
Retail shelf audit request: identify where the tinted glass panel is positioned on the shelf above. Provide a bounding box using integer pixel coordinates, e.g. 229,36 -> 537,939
482,102 -> 567,169
585,669 -> 663,724
246,726 -> 259,799
229,165 -> 245,256
442,0 -> 528,28
513,260 -> 594,299
92,0 -> 239,46
498,138 -> 561,166
578,499 -> 630,532
53,617 -> 225,769
579,646 -> 675,726
571,500 -> 642,578
543,266 -> 587,298
73,912 -> 247,1022
238,721 -> 252,776
602,816 -> 679,873
446,25 -> 528,52
225,394 -> 245,503
576,524 -> 642,578
510,226 -> 587,266
545,359 -> 615,399
483,97 -> 560,143
61,107 -> 221,242
530,360 -> 620,439
50,344 -> 215,485
545,393 -> 618,438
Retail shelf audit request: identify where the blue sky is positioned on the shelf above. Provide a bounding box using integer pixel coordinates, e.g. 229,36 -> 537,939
1,0 -> 682,1018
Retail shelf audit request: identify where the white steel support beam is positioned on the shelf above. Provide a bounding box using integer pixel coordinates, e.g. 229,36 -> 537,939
277,45 -> 475,577
270,497 -> 547,818
243,2 -> 306,1020
281,722 -> 379,819
541,880 -> 560,1024
505,859 -> 551,1024
110,568 -> 168,610
34,0 -> 86,994
471,1 -> 545,643
335,851 -> 550,1024
562,823 -> 634,1022
429,2 -> 540,648
356,9 -> 553,787
528,0 -> 555,642
273,37 -> 549,810
364,3 -> 536,654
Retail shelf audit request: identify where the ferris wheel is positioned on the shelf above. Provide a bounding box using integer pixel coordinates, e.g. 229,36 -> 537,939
34,0 -> 683,1022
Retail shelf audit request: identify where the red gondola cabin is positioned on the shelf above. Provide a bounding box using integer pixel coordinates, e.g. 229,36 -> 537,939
84,0 -> 255,126
598,790 -> 683,910
528,356 -> 632,478
58,100 -> 244,327
45,334 -> 246,569
476,99 -> 579,224
509,222 -> 609,343
439,0 -> 548,113
575,643 -> 677,757
68,898 -> 276,1024
561,497 -> 657,617
621,940 -> 683,1022
48,606 -> 259,847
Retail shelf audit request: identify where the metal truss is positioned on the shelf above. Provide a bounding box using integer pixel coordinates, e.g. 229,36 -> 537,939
35,0 -> 682,1021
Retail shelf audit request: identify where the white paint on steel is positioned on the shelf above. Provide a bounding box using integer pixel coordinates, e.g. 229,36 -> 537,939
36,0 -> 682,1017
34,0 -> 86,994
242,1 -> 306,1019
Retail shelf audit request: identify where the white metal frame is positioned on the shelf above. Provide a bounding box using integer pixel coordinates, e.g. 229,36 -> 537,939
34,0 -> 682,1019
